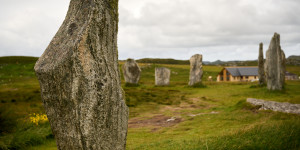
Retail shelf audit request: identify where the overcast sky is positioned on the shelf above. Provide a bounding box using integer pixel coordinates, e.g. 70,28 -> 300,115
0,0 -> 299,61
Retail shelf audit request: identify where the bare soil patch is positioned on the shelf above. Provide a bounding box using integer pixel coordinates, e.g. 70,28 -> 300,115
128,114 -> 182,129
128,97 -> 217,131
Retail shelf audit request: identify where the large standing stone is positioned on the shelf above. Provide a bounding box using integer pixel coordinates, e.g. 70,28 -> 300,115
189,54 -> 203,86
258,43 -> 265,85
122,59 -> 141,84
155,67 -> 171,86
34,0 -> 128,149
265,33 -> 286,90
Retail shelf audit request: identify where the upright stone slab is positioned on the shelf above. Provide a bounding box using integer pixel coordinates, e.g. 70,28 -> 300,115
258,43 -> 265,85
34,0 -> 128,149
265,33 -> 286,90
189,54 -> 203,86
155,67 -> 170,86
122,59 -> 141,84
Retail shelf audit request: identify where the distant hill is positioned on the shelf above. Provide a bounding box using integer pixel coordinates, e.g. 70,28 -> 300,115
220,60 -> 257,66
135,58 -> 189,65
287,55 -> 300,66
134,58 -> 258,66
133,56 -> 300,66
0,56 -> 38,64
204,60 -> 257,66
287,55 -> 300,60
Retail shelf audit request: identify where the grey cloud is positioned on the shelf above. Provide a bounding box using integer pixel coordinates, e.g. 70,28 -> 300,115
0,0 -> 299,61
118,0 -> 300,60
0,0 -> 69,56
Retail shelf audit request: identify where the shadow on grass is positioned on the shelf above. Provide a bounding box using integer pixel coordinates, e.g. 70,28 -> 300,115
125,83 -> 140,87
186,82 -> 207,88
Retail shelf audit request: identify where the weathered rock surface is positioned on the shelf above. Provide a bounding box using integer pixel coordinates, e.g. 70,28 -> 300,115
155,67 -> 170,86
122,59 -> 141,84
258,43 -> 265,85
247,98 -> 300,114
265,33 -> 286,90
34,0 -> 128,149
189,54 -> 203,86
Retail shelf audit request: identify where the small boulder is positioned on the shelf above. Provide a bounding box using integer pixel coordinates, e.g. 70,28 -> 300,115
247,98 -> 300,114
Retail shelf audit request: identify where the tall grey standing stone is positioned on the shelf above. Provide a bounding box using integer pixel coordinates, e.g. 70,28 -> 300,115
258,43 -> 265,85
34,0 -> 128,149
189,54 -> 203,86
265,33 -> 286,90
155,67 -> 171,86
122,59 -> 141,84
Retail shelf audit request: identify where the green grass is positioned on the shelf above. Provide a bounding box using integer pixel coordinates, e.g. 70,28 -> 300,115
286,65 -> 300,76
134,120 -> 300,150
25,140 -> 57,150
0,56 -> 299,149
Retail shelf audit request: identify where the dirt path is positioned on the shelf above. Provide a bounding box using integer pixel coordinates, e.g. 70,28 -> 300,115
128,97 -> 219,131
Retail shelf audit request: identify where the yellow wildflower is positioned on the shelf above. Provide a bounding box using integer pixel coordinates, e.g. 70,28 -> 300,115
29,113 -> 48,125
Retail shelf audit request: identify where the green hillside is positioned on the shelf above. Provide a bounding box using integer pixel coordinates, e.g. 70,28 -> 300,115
0,56 -> 38,64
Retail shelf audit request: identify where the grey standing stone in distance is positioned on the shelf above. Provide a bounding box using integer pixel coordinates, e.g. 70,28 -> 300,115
34,0 -> 128,149
122,59 -> 141,84
155,67 -> 171,86
258,43 -> 265,85
265,33 -> 286,90
189,54 -> 203,86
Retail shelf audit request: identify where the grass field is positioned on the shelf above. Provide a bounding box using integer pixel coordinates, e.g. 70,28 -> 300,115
0,56 -> 300,150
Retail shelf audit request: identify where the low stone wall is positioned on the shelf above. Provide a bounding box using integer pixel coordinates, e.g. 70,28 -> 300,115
247,98 -> 300,114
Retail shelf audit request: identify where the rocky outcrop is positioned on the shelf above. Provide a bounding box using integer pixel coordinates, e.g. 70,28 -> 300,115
247,98 -> 300,114
258,43 -> 265,85
34,0 -> 128,149
155,67 -> 170,86
122,59 -> 141,84
189,54 -> 203,86
265,33 -> 286,90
